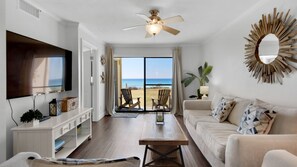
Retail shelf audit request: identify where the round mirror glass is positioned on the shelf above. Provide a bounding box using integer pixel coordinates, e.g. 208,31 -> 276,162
258,33 -> 279,64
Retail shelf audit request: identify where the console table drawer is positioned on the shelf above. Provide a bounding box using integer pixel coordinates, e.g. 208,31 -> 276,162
79,113 -> 90,124
54,119 -> 76,139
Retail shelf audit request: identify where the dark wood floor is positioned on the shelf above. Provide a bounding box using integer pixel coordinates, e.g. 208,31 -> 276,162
69,114 -> 210,167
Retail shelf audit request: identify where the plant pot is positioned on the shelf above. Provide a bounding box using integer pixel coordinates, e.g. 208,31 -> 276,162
25,119 -> 39,127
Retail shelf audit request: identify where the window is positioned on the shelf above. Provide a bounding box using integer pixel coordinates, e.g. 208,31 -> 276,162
114,57 -> 172,112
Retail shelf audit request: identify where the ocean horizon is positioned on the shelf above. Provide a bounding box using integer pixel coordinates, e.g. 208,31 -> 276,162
122,78 -> 172,88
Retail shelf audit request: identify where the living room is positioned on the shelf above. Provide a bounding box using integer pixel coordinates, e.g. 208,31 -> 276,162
1,0 -> 297,166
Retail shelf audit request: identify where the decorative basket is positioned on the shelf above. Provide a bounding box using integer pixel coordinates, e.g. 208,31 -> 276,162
61,97 -> 78,112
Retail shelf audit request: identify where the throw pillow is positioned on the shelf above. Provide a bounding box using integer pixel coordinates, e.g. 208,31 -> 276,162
237,104 -> 277,134
212,97 -> 236,122
253,99 -> 275,111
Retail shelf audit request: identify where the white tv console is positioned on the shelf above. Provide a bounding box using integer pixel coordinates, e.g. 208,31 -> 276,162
11,108 -> 92,158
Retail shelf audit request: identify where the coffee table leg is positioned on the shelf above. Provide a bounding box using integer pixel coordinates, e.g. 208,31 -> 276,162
142,145 -> 148,167
179,145 -> 185,167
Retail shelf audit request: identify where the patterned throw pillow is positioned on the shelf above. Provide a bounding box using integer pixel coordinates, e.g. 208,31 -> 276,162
237,104 -> 276,134
212,97 -> 236,122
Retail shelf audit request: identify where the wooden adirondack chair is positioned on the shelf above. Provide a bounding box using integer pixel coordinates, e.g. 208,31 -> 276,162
119,89 -> 141,109
152,89 -> 171,110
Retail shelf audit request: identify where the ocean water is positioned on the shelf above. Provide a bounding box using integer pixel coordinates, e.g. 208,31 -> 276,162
48,79 -> 63,86
122,78 -> 172,88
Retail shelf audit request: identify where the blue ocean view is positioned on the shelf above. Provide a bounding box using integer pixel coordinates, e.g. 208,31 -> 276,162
122,78 -> 172,88
48,79 -> 62,86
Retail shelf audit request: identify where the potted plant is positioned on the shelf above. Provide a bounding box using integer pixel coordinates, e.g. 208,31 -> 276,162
182,62 -> 213,99
20,109 -> 43,127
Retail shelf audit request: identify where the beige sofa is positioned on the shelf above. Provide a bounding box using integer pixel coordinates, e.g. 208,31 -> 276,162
262,150 -> 297,167
183,95 -> 297,167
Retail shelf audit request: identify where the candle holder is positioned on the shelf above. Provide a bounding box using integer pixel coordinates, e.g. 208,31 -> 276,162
156,111 -> 165,125
154,109 -> 170,125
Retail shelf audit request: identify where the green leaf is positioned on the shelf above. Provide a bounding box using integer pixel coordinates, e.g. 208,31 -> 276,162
182,77 -> 196,87
205,76 -> 209,83
198,66 -> 203,77
203,66 -> 213,76
204,62 -> 208,69
185,73 -> 198,78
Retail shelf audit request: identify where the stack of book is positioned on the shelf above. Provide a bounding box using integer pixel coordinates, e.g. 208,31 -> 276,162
55,139 -> 65,153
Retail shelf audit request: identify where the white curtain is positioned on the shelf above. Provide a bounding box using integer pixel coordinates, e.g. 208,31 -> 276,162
172,47 -> 184,115
105,46 -> 115,115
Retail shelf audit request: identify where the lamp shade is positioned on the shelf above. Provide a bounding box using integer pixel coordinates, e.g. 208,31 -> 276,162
200,86 -> 209,95
146,23 -> 162,35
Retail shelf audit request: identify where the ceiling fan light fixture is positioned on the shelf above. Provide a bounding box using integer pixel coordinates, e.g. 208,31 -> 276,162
146,23 -> 162,36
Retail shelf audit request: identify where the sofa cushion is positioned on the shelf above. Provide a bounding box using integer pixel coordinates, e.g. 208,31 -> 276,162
183,109 -> 211,121
270,105 -> 297,134
228,98 -> 252,126
211,92 -> 224,110
184,109 -> 215,127
195,122 -> 239,162
212,97 -> 236,122
237,104 -> 276,134
188,115 -> 217,127
254,99 -> 275,111
211,92 -> 235,110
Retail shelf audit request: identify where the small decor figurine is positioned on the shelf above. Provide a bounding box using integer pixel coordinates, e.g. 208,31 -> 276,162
20,109 -> 43,127
49,99 -> 62,116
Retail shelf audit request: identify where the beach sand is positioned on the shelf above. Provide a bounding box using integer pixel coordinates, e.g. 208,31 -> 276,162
119,88 -> 171,109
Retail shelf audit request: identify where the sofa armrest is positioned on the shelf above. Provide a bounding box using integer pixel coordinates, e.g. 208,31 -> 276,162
0,152 -> 41,167
183,100 -> 211,111
225,134 -> 297,167
262,150 -> 297,167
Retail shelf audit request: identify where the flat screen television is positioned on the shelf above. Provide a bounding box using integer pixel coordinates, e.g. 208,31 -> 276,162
6,31 -> 72,99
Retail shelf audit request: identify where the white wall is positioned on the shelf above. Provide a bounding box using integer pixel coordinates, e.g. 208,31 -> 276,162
4,0 -> 81,159
181,45 -> 204,99
78,26 -> 105,121
113,44 -> 203,99
202,0 -> 297,107
0,0 -> 6,163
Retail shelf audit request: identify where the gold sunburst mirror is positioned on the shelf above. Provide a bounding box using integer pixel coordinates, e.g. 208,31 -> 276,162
244,8 -> 297,84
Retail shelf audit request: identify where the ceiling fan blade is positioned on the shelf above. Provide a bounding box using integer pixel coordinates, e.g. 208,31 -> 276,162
145,33 -> 153,38
162,25 -> 180,35
136,13 -> 151,22
162,15 -> 184,24
123,25 -> 145,31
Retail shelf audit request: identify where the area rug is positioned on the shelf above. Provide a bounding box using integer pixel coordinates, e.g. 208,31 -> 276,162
112,113 -> 139,118
116,108 -> 144,112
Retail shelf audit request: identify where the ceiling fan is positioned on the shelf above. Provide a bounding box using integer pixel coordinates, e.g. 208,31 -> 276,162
123,9 -> 184,38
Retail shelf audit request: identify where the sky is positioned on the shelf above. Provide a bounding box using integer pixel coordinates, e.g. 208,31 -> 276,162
49,57 -> 63,80
122,58 -> 172,79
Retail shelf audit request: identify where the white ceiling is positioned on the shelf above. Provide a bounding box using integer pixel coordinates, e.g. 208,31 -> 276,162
30,0 -> 261,44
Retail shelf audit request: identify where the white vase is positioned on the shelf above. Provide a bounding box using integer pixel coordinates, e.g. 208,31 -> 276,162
25,119 -> 39,127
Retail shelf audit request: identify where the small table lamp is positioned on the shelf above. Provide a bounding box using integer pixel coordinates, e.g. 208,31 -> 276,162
200,86 -> 209,100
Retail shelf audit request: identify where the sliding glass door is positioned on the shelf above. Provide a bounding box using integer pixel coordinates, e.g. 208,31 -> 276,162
145,58 -> 172,111
114,57 -> 172,112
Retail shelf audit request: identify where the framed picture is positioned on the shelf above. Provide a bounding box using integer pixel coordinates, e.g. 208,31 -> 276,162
100,72 -> 105,83
100,55 -> 106,65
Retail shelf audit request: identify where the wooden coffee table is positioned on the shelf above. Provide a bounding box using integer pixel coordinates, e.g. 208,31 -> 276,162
139,114 -> 189,167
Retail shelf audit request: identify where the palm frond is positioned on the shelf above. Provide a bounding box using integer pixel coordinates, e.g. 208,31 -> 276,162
198,66 -> 202,77
185,72 -> 198,78
204,62 -> 208,69
182,77 -> 196,87
203,66 -> 213,76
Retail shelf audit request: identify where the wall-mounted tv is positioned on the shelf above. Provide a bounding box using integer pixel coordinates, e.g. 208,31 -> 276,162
6,31 -> 72,99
